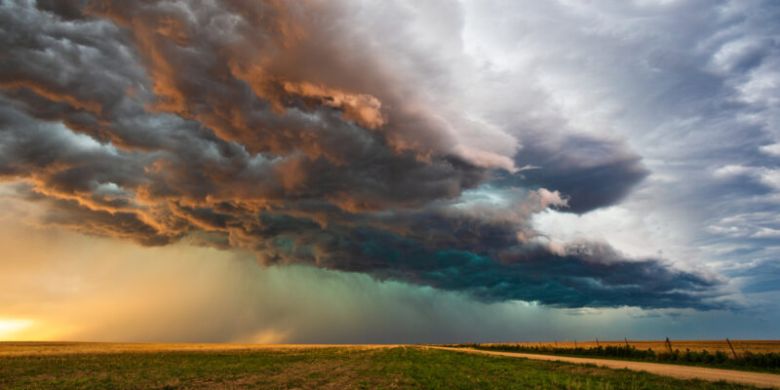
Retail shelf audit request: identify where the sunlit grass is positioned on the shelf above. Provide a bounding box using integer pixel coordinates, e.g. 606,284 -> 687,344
0,344 -> 757,389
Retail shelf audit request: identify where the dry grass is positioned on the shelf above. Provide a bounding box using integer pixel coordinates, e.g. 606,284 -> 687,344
0,341 -> 395,357
5,340 -> 777,357
482,340 -> 780,354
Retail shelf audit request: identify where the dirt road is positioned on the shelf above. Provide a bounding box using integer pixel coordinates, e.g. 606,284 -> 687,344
432,347 -> 780,389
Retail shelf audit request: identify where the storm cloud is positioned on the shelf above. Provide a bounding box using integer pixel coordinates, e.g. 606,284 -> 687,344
0,0 -> 727,309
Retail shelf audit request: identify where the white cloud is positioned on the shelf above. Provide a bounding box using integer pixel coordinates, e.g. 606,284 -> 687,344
760,143 -> 780,156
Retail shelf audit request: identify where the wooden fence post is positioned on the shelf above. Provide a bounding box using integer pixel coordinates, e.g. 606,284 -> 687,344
726,338 -> 739,359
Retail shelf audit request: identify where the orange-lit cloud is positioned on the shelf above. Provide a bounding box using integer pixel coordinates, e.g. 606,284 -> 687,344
0,0 -> 723,311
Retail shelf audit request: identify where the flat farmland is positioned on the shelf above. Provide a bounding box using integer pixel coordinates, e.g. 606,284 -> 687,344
0,342 -> 390,357
0,342 -> 763,389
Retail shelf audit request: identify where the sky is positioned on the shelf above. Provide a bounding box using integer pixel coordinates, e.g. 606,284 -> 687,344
0,0 -> 778,343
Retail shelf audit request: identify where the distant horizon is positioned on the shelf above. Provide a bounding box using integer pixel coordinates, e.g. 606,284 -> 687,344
2,0 -> 779,343
5,338 -> 780,346
4,339 -> 780,343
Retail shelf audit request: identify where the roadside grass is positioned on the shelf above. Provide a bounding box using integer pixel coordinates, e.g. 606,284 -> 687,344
454,344 -> 780,374
0,346 -> 758,389
477,341 -> 780,355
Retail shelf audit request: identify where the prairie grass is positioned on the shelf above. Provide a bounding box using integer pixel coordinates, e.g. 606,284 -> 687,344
458,342 -> 780,373
0,344 -> 758,389
479,340 -> 780,354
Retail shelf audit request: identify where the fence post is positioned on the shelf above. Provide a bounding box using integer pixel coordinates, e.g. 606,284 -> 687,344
665,337 -> 673,353
726,338 -> 739,359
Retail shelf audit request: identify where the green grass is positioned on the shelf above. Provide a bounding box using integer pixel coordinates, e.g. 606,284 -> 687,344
457,344 -> 780,374
0,347 -> 758,389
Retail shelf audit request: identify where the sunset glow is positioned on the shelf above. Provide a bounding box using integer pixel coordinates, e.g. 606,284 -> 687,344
0,319 -> 32,339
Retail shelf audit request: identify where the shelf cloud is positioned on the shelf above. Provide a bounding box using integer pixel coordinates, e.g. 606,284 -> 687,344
0,0 -> 736,310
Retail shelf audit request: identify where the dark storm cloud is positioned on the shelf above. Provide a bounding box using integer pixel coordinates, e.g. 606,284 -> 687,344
35,0 -> 86,20
242,212 -> 723,309
0,0 -> 723,309
509,135 -> 650,214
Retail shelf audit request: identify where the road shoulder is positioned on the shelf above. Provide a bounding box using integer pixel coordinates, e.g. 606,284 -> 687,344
430,347 -> 780,389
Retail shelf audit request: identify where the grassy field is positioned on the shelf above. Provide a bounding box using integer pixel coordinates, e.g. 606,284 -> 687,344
0,343 -> 760,389
457,341 -> 780,373
480,340 -> 780,355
